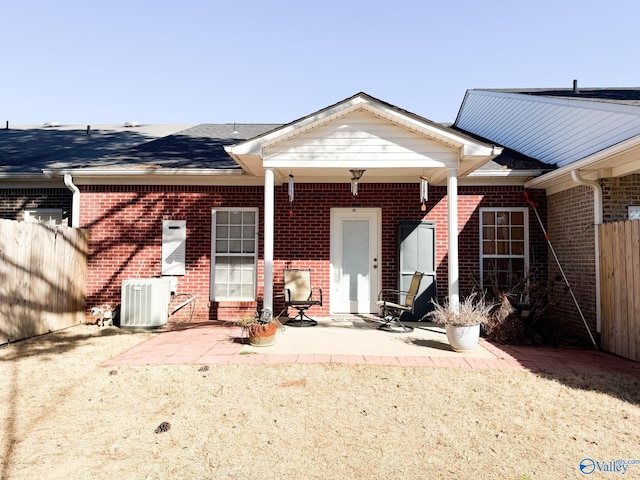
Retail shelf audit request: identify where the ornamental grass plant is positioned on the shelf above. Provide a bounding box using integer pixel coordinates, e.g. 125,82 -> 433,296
428,292 -> 498,327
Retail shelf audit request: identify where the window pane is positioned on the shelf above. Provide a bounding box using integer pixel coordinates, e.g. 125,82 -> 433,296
482,211 -> 494,226
497,227 -> 510,240
511,211 -> 524,225
229,268 -> 241,282
512,227 -> 524,240
229,226 -> 242,238
241,284 -> 254,297
216,267 -> 229,283
483,240 -> 495,255
229,284 -> 241,297
229,211 -> 242,224
512,241 -> 524,255
496,212 -> 508,225
482,227 -> 495,240
243,226 -> 255,238
497,241 -> 509,255
214,284 -> 227,298
216,225 -> 229,239
241,269 -> 254,283
215,239 -> 228,253
216,211 -> 228,225
243,211 -> 256,224
242,240 -> 255,254
229,240 -> 242,253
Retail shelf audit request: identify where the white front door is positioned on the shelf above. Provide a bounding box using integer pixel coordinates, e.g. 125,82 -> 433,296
330,208 -> 381,314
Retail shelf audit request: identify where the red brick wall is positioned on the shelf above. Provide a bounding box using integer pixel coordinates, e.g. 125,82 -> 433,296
80,183 -> 546,322
602,174 -> 640,221
547,185 -> 597,341
0,188 -> 72,224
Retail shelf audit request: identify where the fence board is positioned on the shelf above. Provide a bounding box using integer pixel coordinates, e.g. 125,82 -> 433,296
599,220 -> 640,362
0,219 -> 88,344
631,221 -> 640,361
599,224 -> 611,353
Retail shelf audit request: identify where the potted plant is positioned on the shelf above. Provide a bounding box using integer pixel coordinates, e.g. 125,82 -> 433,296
237,310 -> 283,347
427,293 -> 495,352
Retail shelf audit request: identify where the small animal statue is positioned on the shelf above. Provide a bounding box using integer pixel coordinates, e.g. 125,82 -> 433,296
90,305 -> 114,327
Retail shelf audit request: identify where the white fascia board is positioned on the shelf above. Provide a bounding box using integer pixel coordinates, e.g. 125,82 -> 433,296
469,169 -> 543,177
0,175 -> 66,188
262,157 -> 451,169
460,144 -> 503,159
44,168 -> 244,177
41,168 -> 258,186
71,176 -> 265,186
0,172 -> 51,179
457,175 -> 533,187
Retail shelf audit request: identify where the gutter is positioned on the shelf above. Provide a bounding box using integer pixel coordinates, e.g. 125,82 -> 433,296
570,169 -> 603,333
63,174 -> 80,228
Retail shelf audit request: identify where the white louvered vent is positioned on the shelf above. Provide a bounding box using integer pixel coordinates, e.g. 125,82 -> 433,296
120,278 -> 172,328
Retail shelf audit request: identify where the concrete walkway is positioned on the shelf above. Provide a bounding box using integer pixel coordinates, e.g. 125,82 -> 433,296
102,318 -> 640,377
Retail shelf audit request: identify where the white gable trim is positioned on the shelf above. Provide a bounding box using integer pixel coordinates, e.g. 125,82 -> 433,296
225,93 -> 501,180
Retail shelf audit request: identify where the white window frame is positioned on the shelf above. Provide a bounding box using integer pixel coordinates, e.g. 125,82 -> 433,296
210,207 -> 258,301
479,207 -> 529,291
24,208 -> 64,227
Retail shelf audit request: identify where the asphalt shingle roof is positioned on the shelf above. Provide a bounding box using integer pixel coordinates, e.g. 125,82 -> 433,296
0,123 -> 280,174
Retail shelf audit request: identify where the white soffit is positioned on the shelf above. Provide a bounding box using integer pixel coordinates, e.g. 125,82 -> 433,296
525,134 -> 640,194
457,90 -> 640,167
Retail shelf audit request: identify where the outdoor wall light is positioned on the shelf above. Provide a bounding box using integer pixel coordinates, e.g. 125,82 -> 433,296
350,169 -> 365,196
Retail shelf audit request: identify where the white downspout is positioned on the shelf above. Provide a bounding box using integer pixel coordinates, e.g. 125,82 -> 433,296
447,167 -> 459,313
570,169 -> 602,333
63,174 -> 80,227
263,168 -> 275,317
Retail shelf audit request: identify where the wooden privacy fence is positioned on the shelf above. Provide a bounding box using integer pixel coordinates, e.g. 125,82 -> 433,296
598,220 -> 640,361
0,219 -> 88,344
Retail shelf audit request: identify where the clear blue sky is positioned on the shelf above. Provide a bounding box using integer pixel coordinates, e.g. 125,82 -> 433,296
2,0 -> 639,125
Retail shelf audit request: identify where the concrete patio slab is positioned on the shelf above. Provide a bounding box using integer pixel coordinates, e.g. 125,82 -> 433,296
101,317 -> 640,377
240,318 -> 495,358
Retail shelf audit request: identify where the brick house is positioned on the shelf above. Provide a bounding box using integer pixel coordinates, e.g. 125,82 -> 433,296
1,92 -> 555,331
455,85 -> 640,346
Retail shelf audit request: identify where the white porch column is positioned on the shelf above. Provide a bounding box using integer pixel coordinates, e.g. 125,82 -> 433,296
447,167 -> 459,313
263,168 -> 275,315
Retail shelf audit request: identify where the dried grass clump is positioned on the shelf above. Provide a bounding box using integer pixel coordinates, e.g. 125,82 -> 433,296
428,292 -> 495,327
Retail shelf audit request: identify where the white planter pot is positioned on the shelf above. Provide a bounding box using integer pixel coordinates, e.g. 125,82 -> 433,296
445,324 -> 480,353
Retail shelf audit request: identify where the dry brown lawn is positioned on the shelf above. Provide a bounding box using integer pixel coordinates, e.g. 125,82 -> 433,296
1,325 -> 639,480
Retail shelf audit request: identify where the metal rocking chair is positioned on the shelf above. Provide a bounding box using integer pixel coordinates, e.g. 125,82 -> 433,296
376,271 -> 424,333
283,268 -> 323,327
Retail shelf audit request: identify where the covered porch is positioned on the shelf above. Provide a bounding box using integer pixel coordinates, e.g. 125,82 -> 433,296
225,93 -> 502,320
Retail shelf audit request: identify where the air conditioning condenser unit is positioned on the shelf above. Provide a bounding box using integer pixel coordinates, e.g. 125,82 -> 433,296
120,278 -> 173,328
